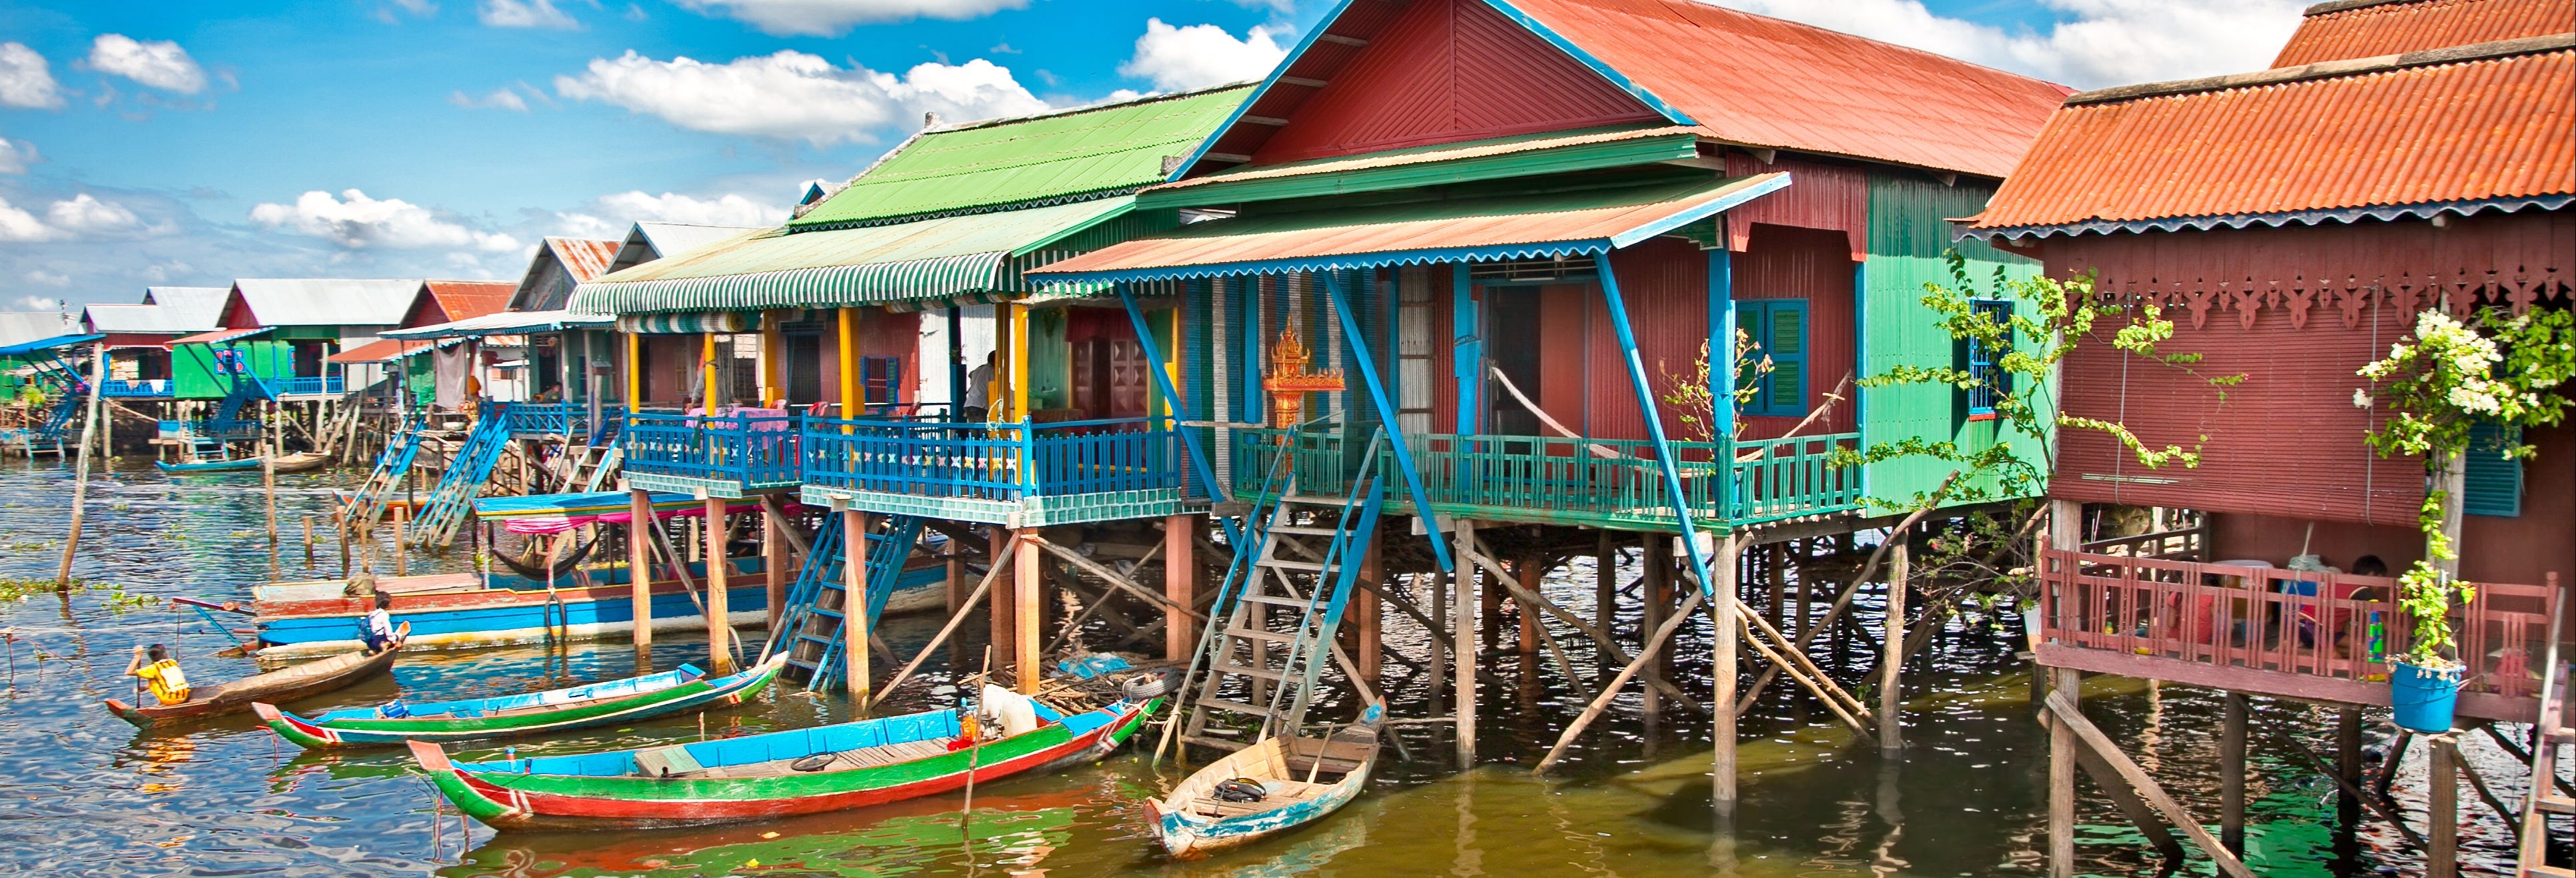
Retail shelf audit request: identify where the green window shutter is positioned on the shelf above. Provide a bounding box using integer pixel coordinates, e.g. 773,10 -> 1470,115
1753,300 -> 1808,418
2462,421 -> 2522,517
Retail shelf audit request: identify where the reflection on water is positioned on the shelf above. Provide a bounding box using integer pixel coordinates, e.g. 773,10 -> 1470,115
0,458 -> 2521,875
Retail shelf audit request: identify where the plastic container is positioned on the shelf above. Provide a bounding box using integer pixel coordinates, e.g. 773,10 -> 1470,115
2390,659 -> 2463,733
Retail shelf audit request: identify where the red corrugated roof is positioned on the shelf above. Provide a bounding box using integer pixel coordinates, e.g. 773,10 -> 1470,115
2274,0 -> 2573,65
1970,38 -> 2575,234
420,280 -> 516,323
548,238 -> 622,282
326,338 -> 436,364
1502,0 -> 2070,179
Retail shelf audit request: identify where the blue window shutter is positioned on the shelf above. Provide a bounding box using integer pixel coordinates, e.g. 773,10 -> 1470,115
1965,299 -> 2013,418
2462,421 -> 2522,516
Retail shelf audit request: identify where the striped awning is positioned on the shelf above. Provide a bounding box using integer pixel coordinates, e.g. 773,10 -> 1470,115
615,312 -> 753,335
588,252 -> 1009,318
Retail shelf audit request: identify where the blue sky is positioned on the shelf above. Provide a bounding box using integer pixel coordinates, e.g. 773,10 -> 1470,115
0,0 -> 2310,312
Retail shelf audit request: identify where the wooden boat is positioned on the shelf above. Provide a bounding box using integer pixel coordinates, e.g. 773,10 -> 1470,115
157,456 -> 264,473
253,652 -> 785,749
1145,701 -> 1384,859
409,687 -> 1158,829
270,451 -> 333,473
102,624 -> 408,727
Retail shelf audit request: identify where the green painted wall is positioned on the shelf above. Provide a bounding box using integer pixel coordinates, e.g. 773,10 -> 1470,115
1025,308 -> 1069,412
1861,175 -> 2050,510
172,328 -> 345,400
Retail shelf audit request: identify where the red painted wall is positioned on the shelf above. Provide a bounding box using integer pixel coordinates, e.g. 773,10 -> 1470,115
1725,155 -> 1871,261
1250,0 -> 1661,165
1730,224 -> 1857,439
2210,420 -> 2569,587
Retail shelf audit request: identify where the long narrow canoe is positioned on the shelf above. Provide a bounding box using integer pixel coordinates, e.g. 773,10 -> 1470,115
103,627 -> 408,727
410,691 -> 1156,830
254,653 -> 784,749
270,451 -> 333,473
157,456 -> 264,473
1146,702 -> 1384,859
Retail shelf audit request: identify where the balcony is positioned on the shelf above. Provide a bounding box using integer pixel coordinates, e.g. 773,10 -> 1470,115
263,376 -> 345,397
2035,548 -> 2561,723
500,402 -> 600,440
99,378 -> 173,398
620,409 -> 803,498
1230,428 -> 1864,530
799,415 -> 1196,526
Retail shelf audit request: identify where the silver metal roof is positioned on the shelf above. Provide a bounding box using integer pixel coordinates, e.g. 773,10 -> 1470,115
232,279 -> 424,326
0,312 -> 73,350
610,222 -> 765,274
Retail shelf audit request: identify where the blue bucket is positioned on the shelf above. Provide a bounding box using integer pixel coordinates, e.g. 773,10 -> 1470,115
2390,660 -> 2463,733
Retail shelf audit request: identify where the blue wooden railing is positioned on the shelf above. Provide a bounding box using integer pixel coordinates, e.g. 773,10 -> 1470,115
801,415 -> 1184,502
622,410 -> 803,488
263,376 -> 344,396
502,401 -> 592,437
98,378 -> 173,398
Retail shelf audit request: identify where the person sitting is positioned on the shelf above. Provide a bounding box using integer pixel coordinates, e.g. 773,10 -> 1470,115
362,593 -> 398,654
125,644 -> 192,706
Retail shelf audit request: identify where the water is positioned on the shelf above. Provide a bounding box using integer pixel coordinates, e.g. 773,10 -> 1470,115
0,457 -> 2533,875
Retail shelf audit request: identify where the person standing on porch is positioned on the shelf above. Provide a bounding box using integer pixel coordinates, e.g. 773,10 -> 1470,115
963,352 -> 995,422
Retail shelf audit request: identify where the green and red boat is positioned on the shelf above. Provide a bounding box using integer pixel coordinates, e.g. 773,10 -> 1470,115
408,687 -> 1157,829
254,654 -> 784,749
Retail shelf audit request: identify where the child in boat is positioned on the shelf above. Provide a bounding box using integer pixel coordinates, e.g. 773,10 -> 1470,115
125,644 -> 191,705
362,594 -> 396,654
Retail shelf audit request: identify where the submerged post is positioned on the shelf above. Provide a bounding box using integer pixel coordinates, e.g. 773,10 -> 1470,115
2221,692 -> 2247,854
705,496 -> 733,673
1713,533 -> 1740,811
1164,514 -> 1200,663
2429,733 -> 2459,878
844,508 -> 869,704
628,487 -> 653,648
2048,667 -> 2080,878
1880,531 -> 1909,753
1455,521 -> 1479,765
54,342 -> 107,587
1014,531 -> 1041,695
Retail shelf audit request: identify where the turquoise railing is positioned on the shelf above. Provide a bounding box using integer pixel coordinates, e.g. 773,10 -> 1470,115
801,415 -> 1185,502
98,379 -> 172,398
502,402 -> 591,438
622,409 -> 803,488
1231,428 -> 1863,528
263,376 -> 344,396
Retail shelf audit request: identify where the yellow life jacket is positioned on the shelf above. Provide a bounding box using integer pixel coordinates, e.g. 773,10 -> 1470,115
137,659 -> 192,705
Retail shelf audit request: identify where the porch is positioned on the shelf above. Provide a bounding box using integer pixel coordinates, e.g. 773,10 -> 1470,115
1230,426 -> 1865,531
618,409 -> 801,498
797,414 -> 1200,526
260,375 -> 344,397
98,378 -> 174,398
2034,548 -> 2561,723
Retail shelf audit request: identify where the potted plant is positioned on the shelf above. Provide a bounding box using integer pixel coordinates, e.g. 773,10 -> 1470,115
2359,307 -> 2573,733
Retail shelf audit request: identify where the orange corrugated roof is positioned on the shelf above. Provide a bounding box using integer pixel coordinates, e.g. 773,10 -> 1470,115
1499,0 -> 2069,179
548,238 -> 622,282
326,338 -> 436,364
1971,38 -> 2575,234
420,280 -> 516,322
2274,0 -> 2574,65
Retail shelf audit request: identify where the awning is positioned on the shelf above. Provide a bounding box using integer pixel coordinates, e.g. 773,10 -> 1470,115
1026,173 -> 1791,285
615,312 -> 751,335
170,327 -> 272,346
0,333 -> 104,356
567,195 -> 1140,317
380,309 -> 615,340
326,338 -> 456,364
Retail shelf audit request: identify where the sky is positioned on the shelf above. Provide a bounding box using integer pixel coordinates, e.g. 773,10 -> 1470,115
0,0 -> 2312,314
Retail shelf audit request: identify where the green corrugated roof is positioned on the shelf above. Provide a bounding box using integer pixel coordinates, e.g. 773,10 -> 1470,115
789,83 -> 1254,230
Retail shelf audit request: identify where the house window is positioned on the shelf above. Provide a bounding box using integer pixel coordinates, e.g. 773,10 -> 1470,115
860,356 -> 902,406
1737,299 -> 1808,418
2463,421 -> 2522,517
1965,298 -> 2014,420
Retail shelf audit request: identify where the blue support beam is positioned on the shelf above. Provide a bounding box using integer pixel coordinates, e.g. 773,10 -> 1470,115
1452,266 -> 1479,435
1708,248 -> 1737,444
1114,284 -> 1243,548
1321,272 -> 1454,574
1594,252 -> 1716,593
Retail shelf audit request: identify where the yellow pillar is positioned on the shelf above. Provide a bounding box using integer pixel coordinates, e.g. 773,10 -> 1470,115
759,310 -> 783,407
622,331 -> 641,411
835,308 -> 859,417
1007,302 -> 1030,420
697,332 -> 719,409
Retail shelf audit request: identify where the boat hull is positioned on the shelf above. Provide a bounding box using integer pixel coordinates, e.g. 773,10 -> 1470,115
157,458 -> 264,473
1148,761 -> 1372,858
256,654 -> 784,749
418,701 -> 1152,830
103,640 -> 402,727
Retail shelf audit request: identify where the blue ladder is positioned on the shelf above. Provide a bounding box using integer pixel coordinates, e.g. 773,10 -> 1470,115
405,410 -> 514,547
771,512 -> 925,691
346,425 -> 428,530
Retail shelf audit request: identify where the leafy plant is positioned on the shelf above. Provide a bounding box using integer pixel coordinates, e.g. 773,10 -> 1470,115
2358,306 -> 2575,666
1659,327 -> 1770,444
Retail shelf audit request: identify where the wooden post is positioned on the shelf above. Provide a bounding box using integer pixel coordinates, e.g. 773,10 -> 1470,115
628,488 -> 653,648
1007,304 -> 1030,421
393,506 -> 408,577
1164,514 -> 1199,663
843,508 -> 869,703
945,536 -> 966,616
2334,707 -> 2363,830
698,333 -> 719,408
1712,533 -> 1740,813
1595,531 -> 1617,679
1013,531 -> 1040,695
765,503 -> 789,632
1455,526 -> 1478,765
1356,540 -> 1382,688
989,528 -> 1013,661
2428,733 -> 2459,878
1481,564 -> 1503,651
1643,535 -> 1671,715
1880,532 -> 1908,753
1515,556 -> 1541,656
2220,692 -> 2248,854
704,496 -> 733,673
2048,667 -> 2080,878
623,331 -> 642,409
54,343 -> 107,587
1429,570 -> 1448,710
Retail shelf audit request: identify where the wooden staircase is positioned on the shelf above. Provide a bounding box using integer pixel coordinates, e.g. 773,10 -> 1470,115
1179,432 -> 1386,752
769,513 -> 925,692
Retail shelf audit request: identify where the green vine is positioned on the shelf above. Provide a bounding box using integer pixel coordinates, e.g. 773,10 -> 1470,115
2358,306 -> 2575,666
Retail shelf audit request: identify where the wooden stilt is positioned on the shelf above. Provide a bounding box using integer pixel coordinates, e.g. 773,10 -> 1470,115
2049,667 -> 2079,878
2221,692 -> 2247,854
1482,564 -> 1503,652
1455,526 -> 1478,766
989,528 -> 1013,659
1643,536 -> 1670,715
1163,514 -> 1198,663
1595,531 -> 1617,679
628,488 -> 653,648
394,506 -> 408,577
1014,532 -> 1040,695
843,508 -> 869,703
1515,556 -> 1541,656
1713,533 -> 1740,813
945,536 -> 967,617
1356,540 -> 1382,688
54,342 -> 107,587
1880,532 -> 1907,754
2334,707 -> 2362,851
1429,570 -> 1448,711
764,504 -> 789,632
2428,733 -> 2458,878
704,496 -> 732,673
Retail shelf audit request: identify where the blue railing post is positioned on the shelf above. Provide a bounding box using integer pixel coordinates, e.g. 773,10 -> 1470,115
1114,284 -> 1241,546
1322,272 -> 1454,574
1593,252 -> 1716,594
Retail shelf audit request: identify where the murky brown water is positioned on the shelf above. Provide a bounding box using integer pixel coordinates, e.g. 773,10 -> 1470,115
0,456 -> 2539,875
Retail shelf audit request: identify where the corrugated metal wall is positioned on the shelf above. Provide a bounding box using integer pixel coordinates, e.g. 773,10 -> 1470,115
1731,224 -> 1857,439
1725,155 -> 1871,260
1583,237 -> 1711,443
1863,175 -> 2042,505
1252,0 -> 1662,165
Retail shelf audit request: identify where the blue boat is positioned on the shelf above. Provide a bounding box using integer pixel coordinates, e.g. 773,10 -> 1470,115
1146,703 -> 1384,859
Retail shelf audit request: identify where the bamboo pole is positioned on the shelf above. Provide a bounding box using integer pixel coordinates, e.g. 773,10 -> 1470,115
1879,532 -> 1907,753
1533,588 -> 1709,775
53,343 -> 107,588
870,534 -> 1019,709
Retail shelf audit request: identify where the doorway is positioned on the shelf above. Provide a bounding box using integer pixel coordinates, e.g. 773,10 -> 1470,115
1484,286 -> 1542,436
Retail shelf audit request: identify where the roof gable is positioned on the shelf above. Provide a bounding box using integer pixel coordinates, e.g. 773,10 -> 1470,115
410,280 -> 516,328
1243,0 -> 1664,165
510,238 -> 622,310
228,279 -> 424,327
2275,0 -> 2573,65
788,83 -> 1256,230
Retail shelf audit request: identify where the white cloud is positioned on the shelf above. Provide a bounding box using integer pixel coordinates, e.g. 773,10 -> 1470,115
140,261 -> 193,283
1119,19 -> 1288,92
674,0 -> 1028,37
1701,0 -> 2305,89
45,193 -> 141,234
450,87 -> 529,111
0,196 -> 51,242
249,188 -> 522,252
0,132 -> 35,174
23,270 -> 70,288
15,295 -> 63,310
479,0 -> 580,29
564,191 -> 788,237
87,35 -> 209,94
555,50 -> 1047,146
0,43 -> 63,109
